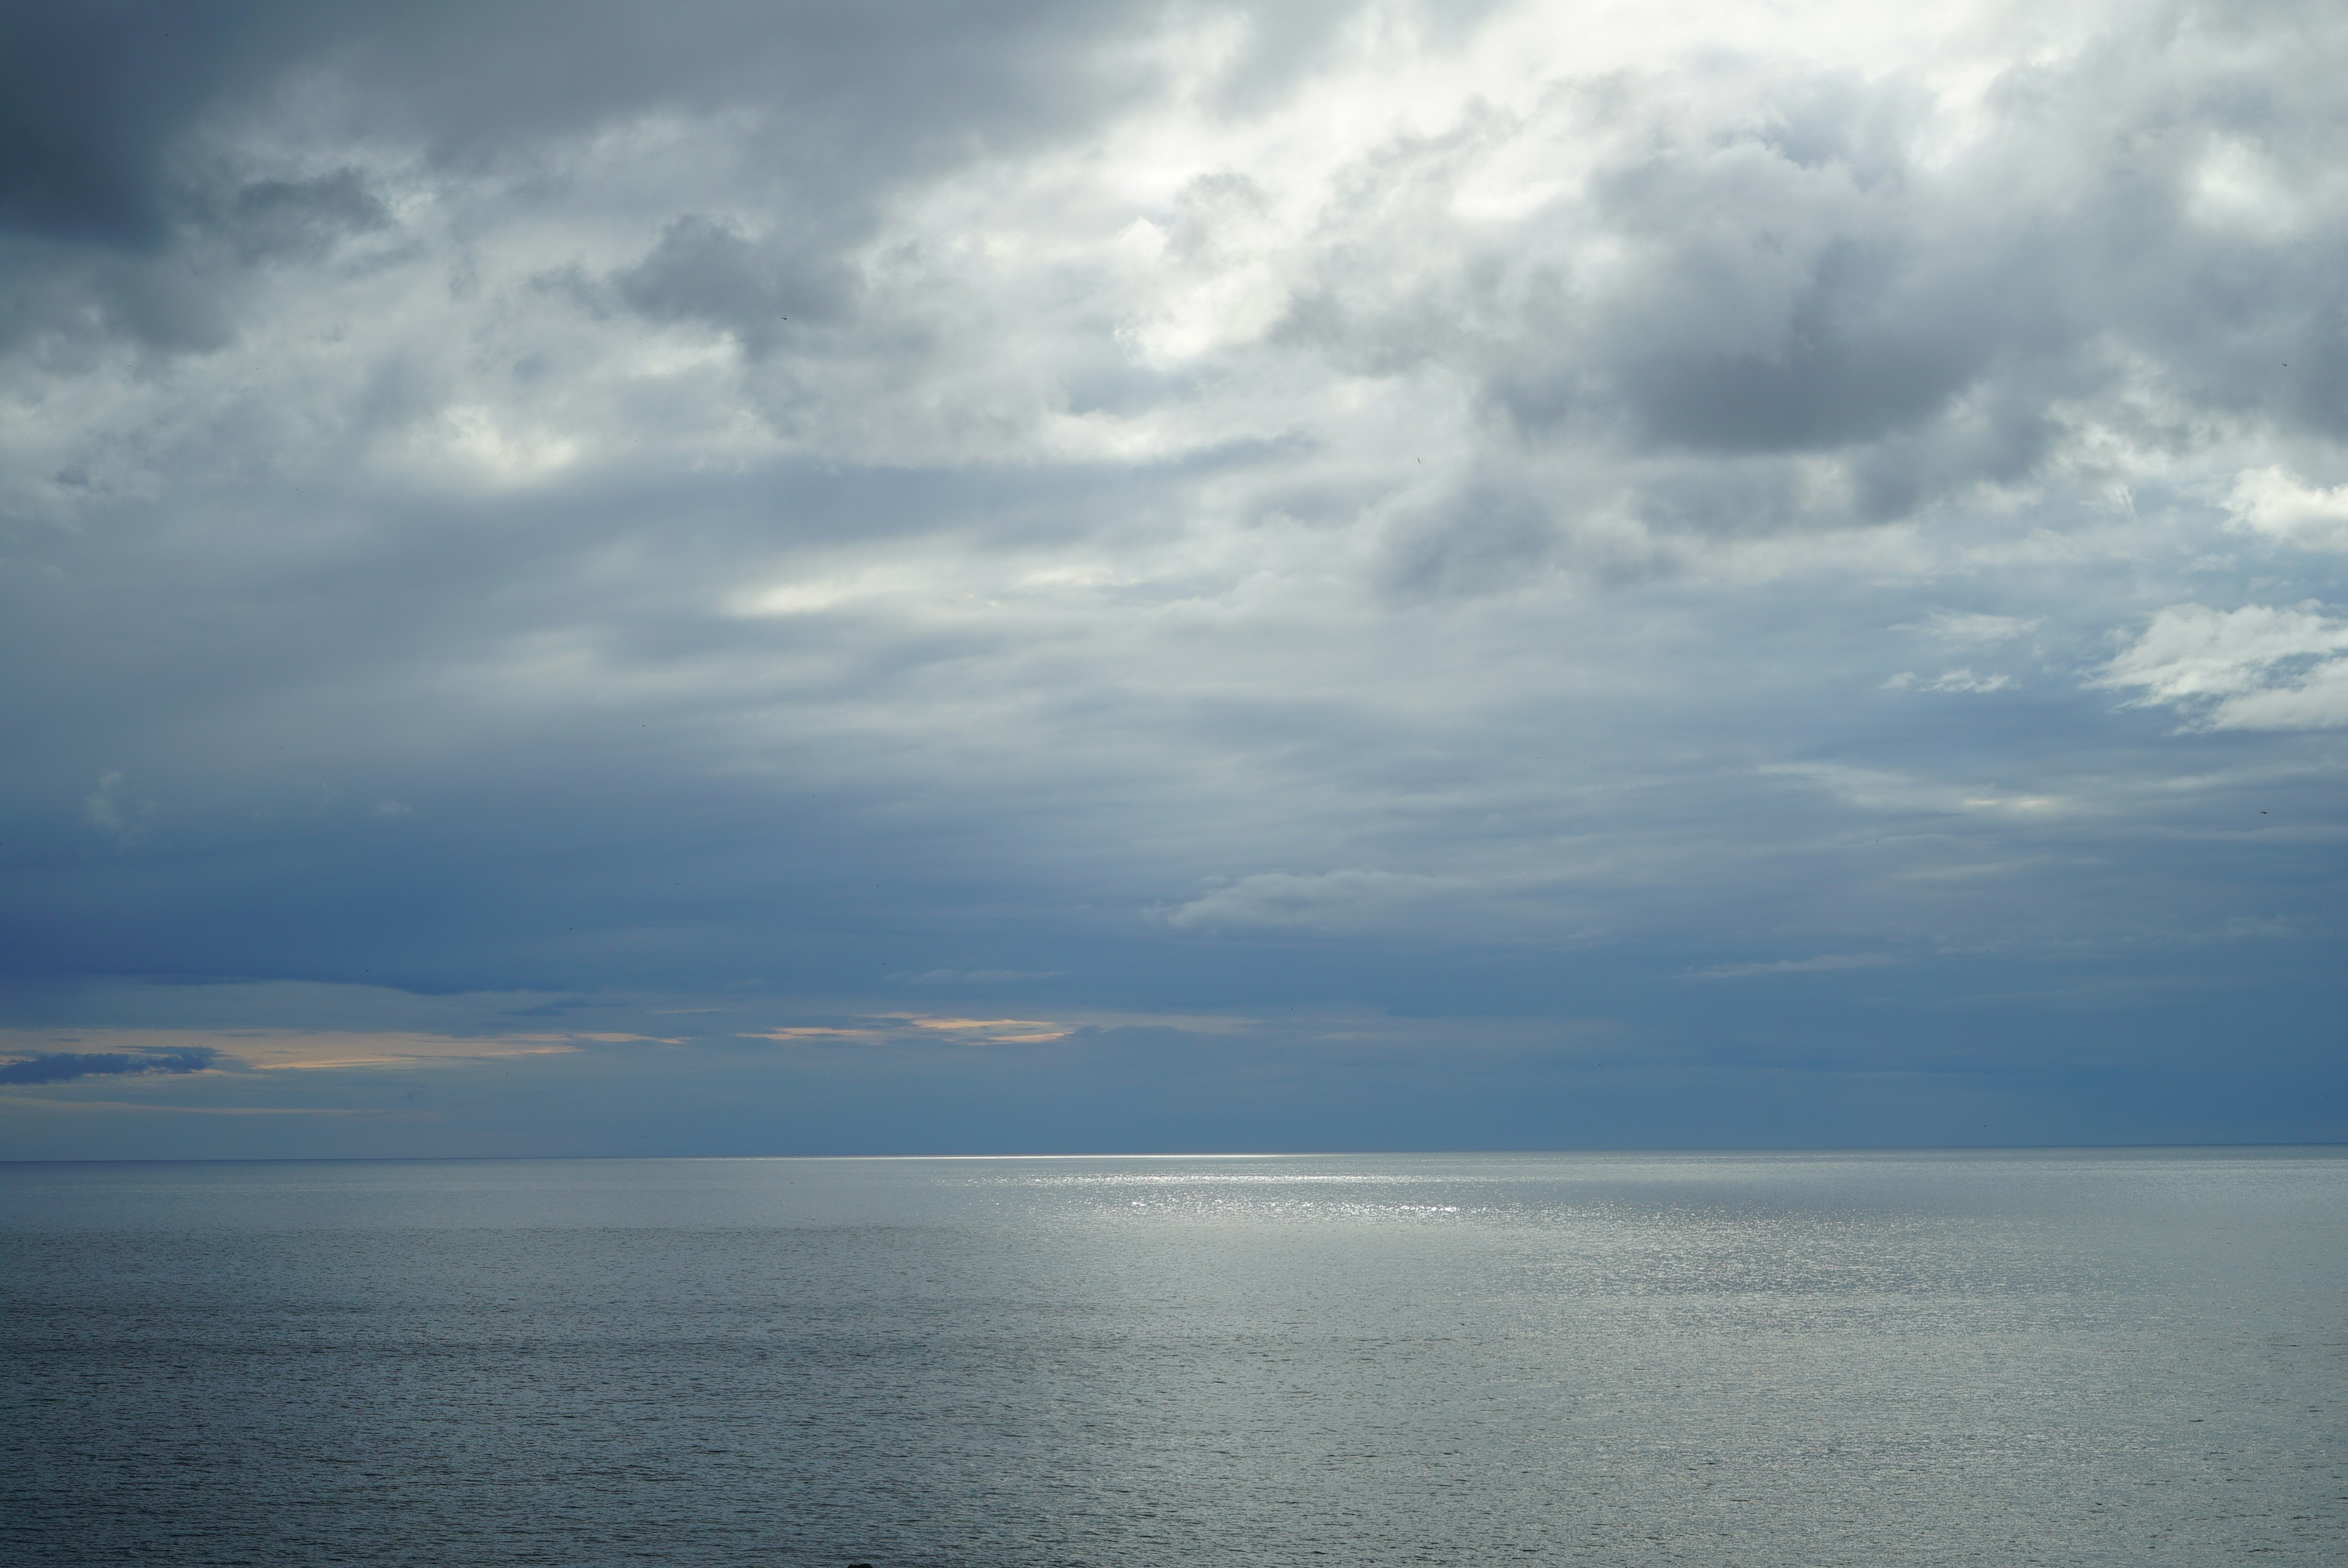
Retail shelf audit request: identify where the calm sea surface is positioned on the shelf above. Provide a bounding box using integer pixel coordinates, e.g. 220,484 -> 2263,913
2,1151 -> 2343,1566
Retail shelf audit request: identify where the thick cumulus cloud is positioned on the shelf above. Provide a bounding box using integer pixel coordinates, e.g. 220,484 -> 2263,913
3,0 -> 2347,1150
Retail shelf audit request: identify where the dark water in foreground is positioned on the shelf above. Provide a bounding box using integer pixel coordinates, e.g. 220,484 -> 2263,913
2,1151 -> 2343,1566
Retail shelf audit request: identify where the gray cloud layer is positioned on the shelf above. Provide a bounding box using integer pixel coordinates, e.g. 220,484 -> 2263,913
3,0 -> 2344,1152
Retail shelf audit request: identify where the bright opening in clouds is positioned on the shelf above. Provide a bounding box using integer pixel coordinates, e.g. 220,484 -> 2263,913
4,0 -> 2344,1155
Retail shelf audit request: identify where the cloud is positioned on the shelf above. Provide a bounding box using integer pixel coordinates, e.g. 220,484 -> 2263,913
613,214 -> 852,355
2097,602 -> 2348,729
4,1 -> 2348,1153
1911,611 -> 2041,645
1883,668 -> 2014,693
225,171 -> 391,265
1159,870 -> 1462,935
79,771 -> 156,846
2224,466 -> 2348,551
0,3 -> 320,247
884,968 -> 1071,987
1685,954 -> 1904,981
747,1015 -> 1071,1045
0,1047 -> 214,1085
1762,763 -> 2069,819
1375,484 -> 1563,601
899,1015 -> 1071,1043
0,1028 -> 591,1072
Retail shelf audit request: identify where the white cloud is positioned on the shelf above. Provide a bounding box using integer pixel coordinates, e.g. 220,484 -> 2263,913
1885,668 -> 2014,693
2185,136 -> 2327,241
748,1015 -> 1071,1045
2223,466 -> 2348,551
2097,602 -> 2348,730
1765,763 -> 2067,817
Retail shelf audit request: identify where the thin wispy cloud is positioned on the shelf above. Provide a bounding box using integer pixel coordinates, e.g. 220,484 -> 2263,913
1686,954 -> 1907,982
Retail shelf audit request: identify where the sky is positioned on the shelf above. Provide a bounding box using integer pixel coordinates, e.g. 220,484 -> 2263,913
3,0 -> 2345,1158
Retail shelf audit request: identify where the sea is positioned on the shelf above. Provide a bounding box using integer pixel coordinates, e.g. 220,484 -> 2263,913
2,1150 -> 2342,1567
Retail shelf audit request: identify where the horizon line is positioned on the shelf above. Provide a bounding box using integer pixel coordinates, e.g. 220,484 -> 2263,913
4,1141 -> 2344,1166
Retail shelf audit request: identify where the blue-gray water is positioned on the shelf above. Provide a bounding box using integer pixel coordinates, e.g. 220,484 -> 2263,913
3,1151 -> 2343,1566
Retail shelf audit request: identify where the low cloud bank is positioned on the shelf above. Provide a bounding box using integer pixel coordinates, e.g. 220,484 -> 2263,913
0,1048 -> 217,1085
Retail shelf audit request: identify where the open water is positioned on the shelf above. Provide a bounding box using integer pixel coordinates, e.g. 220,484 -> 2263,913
2,1150 -> 2343,1566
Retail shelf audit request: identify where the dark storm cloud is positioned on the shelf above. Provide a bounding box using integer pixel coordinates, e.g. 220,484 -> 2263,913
0,1046 -> 215,1085
0,0 -> 1165,358
0,0 -> 1143,241
0,1 -> 315,247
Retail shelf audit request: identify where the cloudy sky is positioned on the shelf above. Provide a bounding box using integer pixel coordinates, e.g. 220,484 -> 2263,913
4,0 -> 2344,1157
